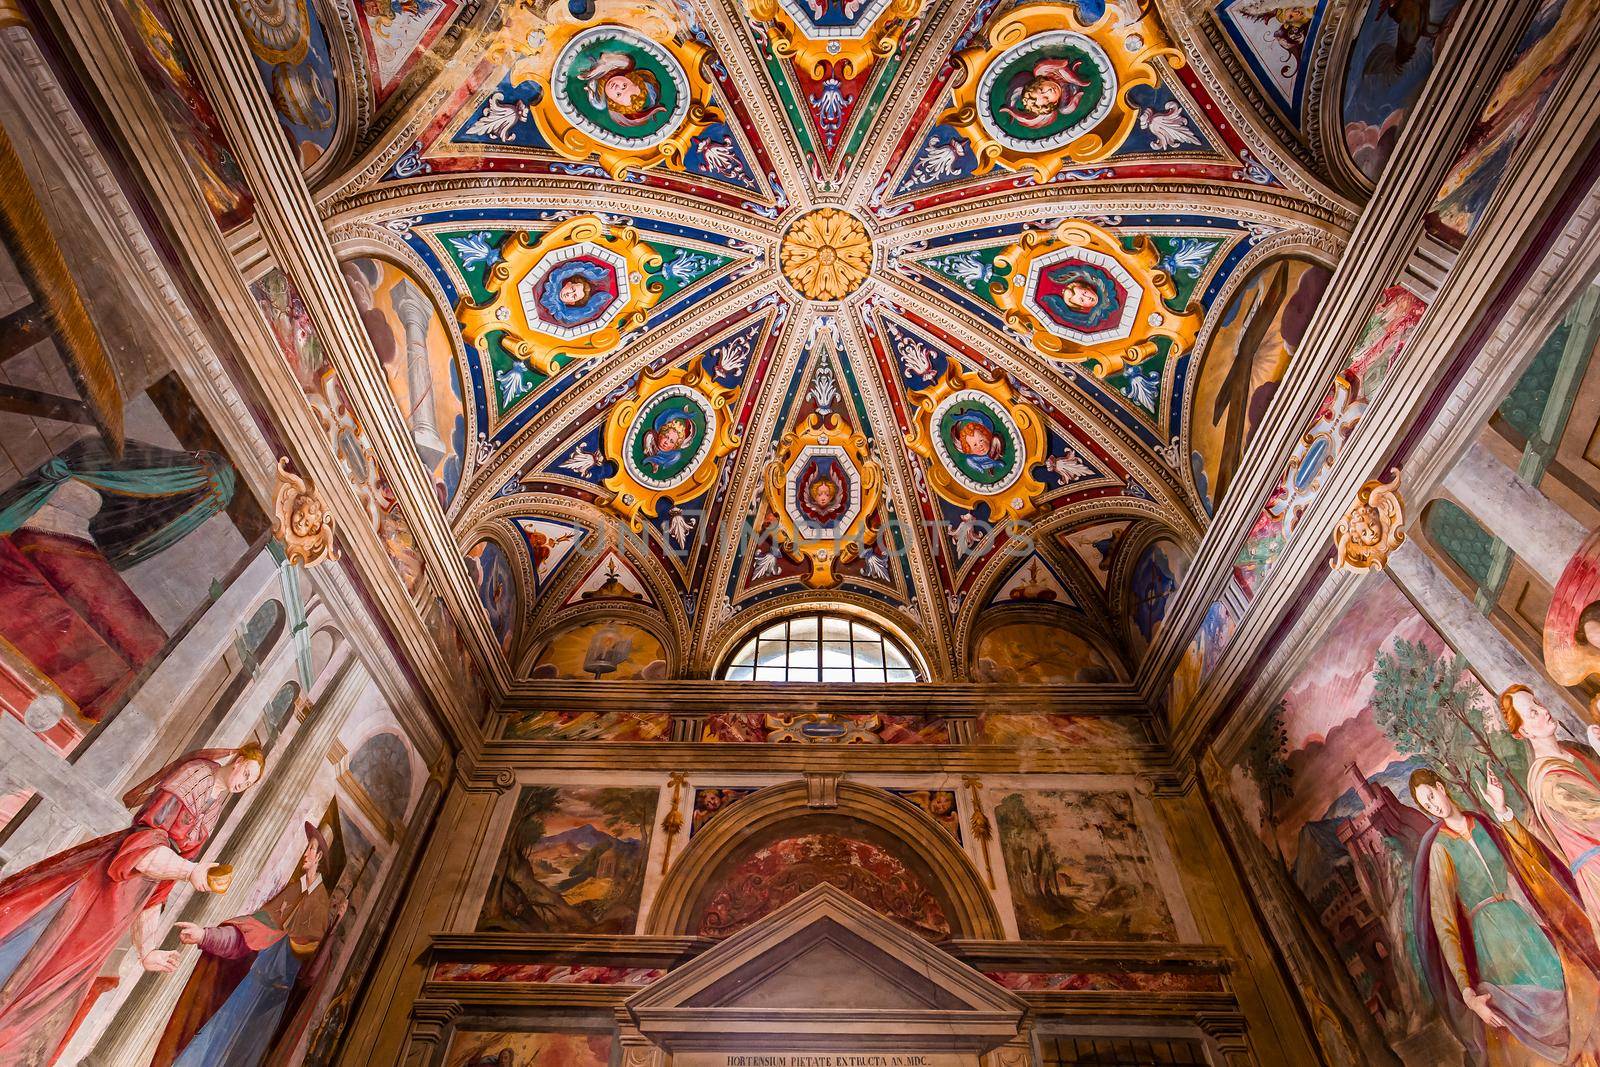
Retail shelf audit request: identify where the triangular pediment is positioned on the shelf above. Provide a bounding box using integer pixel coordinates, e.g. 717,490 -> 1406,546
626,884 -> 1023,1052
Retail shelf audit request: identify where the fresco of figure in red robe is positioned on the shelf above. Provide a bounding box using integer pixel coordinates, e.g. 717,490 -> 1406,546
0,745 -> 262,1064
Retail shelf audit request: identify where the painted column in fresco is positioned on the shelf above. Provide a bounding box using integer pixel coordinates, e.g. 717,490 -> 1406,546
1387,539 -> 1585,728
391,279 -> 447,469
73,659 -> 368,1065
1441,441 -> 1590,585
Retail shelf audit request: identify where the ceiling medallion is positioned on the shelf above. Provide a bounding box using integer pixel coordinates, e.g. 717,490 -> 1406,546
945,2 -> 1179,181
749,0 -> 923,75
456,215 -> 663,376
603,355 -> 740,529
908,363 -> 1048,521
994,218 -> 1200,377
779,207 -> 873,302
494,3 -> 718,177
765,411 -> 883,587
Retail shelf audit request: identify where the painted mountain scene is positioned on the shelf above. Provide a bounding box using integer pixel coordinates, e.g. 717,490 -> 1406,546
479,786 -> 656,934
993,789 -> 1178,942
1227,571 -> 1538,1056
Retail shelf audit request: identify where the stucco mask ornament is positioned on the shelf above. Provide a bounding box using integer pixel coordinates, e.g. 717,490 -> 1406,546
604,355 -> 740,528
764,411 -> 882,587
993,218 -> 1200,376
1330,470 -> 1404,573
747,0 -> 924,77
490,1 -> 719,178
272,456 -> 337,566
908,361 -> 1047,521
944,2 -> 1179,181
1544,527 -> 1600,686
456,215 -> 663,377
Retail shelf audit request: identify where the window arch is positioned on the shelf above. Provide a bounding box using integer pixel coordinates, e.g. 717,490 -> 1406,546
719,613 -> 923,682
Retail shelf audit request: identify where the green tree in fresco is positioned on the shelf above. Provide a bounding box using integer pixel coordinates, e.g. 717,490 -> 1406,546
1243,700 -> 1294,861
1369,637 -> 1528,813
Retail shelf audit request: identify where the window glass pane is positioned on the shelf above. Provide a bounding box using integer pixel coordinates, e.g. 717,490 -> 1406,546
821,640 -> 853,667
720,614 -> 920,681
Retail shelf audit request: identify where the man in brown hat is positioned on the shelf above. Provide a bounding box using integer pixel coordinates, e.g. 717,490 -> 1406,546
152,811 -> 342,1067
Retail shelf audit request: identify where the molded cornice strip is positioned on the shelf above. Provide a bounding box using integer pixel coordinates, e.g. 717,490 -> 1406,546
465,742 -> 1169,776
497,679 -> 1152,713
162,0 -> 514,725
1171,16 -> 1600,759
1202,70 -> 1600,766
1133,0 -> 1546,706
33,0 -> 455,754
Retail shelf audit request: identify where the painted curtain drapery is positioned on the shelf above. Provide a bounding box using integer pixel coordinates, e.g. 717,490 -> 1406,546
0,756 -> 234,1064
0,440 -> 236,722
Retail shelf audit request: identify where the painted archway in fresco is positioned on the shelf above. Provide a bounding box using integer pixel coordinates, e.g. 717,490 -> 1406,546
465,537 -> 519,655
1125,534 -> 1190,660
648,781 -> 1002,940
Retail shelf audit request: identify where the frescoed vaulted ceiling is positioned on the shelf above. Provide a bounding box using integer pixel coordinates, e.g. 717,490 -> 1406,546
278,0 -> 1456,685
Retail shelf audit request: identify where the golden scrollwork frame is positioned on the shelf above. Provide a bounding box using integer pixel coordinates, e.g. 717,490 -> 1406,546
494,1 -> 720,178
944,2 -> 1180,182
907,362 -> 1048,520
748,0 -> 923,77
992,218 -> 1200,377
603,356 -> 740,529
455,215 -> 663,377
763,411 -> 883,588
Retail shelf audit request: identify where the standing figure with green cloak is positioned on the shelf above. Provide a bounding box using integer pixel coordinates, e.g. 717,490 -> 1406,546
1410,767 -> 1600,1067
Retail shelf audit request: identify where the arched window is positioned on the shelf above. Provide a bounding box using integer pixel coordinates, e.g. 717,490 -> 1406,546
719,613 -> 922,682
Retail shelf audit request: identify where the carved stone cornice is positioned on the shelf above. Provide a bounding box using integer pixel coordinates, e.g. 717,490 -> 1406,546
1137,0 -> 1550,713
1168,14 -> 1600,759
452,752 -> 516,795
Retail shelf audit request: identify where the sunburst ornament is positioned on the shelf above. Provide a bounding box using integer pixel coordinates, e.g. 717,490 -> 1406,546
456,215 -> 663,376
908,363 -> 1048,520
747,0 -> 923,76
944,2 -> 1179,181
993,218 -> 1200,377
764,411 -> 882,587
603,356 -> 740,529
491,1 -> 719,178
780,208 -> 873,302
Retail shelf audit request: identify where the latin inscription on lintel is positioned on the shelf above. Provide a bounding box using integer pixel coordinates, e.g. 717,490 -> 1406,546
682,1055 -> 970,1067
